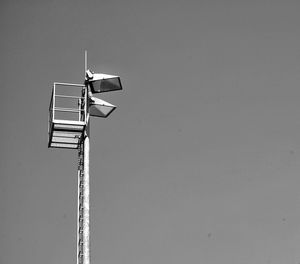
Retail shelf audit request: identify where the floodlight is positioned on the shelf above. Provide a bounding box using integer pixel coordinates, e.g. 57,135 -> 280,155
89,96 -> 116,118
86,70 -> 122,93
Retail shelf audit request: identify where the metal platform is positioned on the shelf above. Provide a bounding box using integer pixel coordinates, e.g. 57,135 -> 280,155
48,82 -> 87,149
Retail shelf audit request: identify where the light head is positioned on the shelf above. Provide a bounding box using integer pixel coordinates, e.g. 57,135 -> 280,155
85,70 -> 123,94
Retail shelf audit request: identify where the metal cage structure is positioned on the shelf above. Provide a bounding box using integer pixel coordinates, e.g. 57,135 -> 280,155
48,82 -> 87,149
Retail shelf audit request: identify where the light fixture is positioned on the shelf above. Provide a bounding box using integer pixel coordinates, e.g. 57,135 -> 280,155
89,96 -> 116,118
86,69 -> 123,93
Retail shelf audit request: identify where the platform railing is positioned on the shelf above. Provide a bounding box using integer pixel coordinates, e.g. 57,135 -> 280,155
52,83 -> 86,124
48,83 -> 87,149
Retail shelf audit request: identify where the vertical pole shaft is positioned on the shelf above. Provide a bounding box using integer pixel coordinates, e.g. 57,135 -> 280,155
81,50 -> 90,264
83,124 -> 90,264
83,49 -> 90,264
76,157 -> 79,264
77,142 -> 84,264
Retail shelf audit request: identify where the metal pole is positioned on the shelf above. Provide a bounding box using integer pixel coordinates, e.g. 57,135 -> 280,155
77,143 -> 84,264
83,50 -> 90,264
83,122 -> 90,264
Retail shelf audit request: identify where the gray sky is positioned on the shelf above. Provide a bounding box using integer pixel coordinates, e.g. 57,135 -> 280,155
2,0 -> 300,263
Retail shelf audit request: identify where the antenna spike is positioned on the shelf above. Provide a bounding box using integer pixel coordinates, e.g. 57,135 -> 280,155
84,50 -> 88,74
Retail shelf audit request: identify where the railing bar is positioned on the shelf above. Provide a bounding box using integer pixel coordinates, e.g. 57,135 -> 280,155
54,108 -> 84,113
54,82 -> 85,87
54,107 -> 85,110
51,108 -> 84,111
55,94 -> 85,99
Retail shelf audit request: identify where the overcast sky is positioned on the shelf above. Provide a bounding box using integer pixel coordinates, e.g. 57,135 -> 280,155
2,0 -> 300,264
